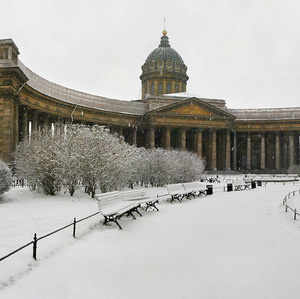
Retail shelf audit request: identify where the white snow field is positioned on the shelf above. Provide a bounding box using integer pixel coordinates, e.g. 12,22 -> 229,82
1,181 -> 300,299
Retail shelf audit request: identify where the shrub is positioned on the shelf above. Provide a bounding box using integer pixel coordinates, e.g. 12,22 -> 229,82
0,159 -> 12,195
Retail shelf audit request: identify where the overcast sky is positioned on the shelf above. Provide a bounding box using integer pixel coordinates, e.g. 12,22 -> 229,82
2,0 -> 300,108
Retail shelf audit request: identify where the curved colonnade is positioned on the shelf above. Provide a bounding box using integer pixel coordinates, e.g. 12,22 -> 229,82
0,39 -> 300,171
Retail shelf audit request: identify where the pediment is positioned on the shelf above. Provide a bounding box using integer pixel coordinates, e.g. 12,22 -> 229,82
147,97 -> 235,119
171,103 -> 214,116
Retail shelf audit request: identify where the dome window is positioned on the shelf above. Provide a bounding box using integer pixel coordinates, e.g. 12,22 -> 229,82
150,83 -> 155,94
158,83 -> 163,94
167,83 -> 171,94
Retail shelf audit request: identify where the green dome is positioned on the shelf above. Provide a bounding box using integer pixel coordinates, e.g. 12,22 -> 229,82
141,32 -> 188,74
140,31 -> 189,98
145,34 -> 185,65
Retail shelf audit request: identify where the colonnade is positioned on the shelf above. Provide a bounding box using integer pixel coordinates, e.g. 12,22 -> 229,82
19,107 -> 68,142
18,107 -> 300,171
235,131 -> 300,171
139,127 -> 232,171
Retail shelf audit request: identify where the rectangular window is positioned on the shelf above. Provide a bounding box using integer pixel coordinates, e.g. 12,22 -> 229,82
175,84 -> 179,93
158,83 -> 163,94
150,83 -> 155,94
167,83 -> 171,94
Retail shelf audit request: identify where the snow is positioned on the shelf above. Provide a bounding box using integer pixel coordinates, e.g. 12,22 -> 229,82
1,181 -> 300,298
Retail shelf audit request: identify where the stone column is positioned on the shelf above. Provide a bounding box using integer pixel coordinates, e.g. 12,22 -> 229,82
146,127 -> 155,149
196,129 -> 203,157
225,130 -> 231,170
53,117 -> 63,135
43,115 -> 50,130
163,127 -> 171,150
179,127 -> 186,150
31,110 -> 38,132
14,102 -> 19,149
42,115 -> 52,136
232,131 -> 237,170
275,132 -> 281,170
211,129 -> 217,170
289,132 -> 295,167
132,127 -> 137,146
118,127 -> 123,137
22,109 -> 28,141
260,132 -> 266,169
247,132 -> 251,170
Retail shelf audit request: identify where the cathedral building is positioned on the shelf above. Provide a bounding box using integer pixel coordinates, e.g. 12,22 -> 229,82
0,32 -> 299,171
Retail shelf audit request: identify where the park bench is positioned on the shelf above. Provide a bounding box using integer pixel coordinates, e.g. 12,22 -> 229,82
120,189 -> 160,211
183,182 -> 208,197
206,177 -> 221,183
166,183 -> 189,203
95,191 -> 141,229
233,179 -> 250,191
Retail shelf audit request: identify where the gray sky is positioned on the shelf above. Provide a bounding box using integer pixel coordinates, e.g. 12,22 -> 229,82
2,0 -> 300,108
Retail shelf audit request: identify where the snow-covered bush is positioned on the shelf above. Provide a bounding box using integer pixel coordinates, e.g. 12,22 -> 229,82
287,164 -> 300,175
15,130 -> 64,195
0,159 -> 13,195
14,123 -> 205,196
168,150 -> 205,183
15,124 -> 135,197
74,125 -> 133,196
135,148 -> 205,187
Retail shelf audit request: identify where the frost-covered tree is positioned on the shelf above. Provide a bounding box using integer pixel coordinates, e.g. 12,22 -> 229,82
73,125 -> 130,196
0,159 -> 12,196
15,122 -> 205,196
15,130 -> 64,195
135,148 -> 205,187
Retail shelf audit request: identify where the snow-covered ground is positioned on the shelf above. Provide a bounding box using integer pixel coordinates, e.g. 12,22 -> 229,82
1,180 -> 300,298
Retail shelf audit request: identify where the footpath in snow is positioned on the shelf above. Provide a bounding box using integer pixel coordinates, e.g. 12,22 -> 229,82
1,182 -> 300,298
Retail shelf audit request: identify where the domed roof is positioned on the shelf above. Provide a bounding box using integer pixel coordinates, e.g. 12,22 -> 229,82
141,30 -> 188,75
145,31 -> 184,64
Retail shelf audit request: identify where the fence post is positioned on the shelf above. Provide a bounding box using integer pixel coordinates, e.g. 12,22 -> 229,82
294,209 -> 297,221
73,218 -> 76,238
33,233 -> 37,260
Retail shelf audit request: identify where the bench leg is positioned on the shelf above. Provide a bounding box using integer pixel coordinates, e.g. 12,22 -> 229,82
104,215 -> 123,230
133,206 -> 143,217
185,192 -> 193,200
145,200 -> 159,211
171,195 -> 182,203
198,190 -> 207,196
126,210 -> 137,219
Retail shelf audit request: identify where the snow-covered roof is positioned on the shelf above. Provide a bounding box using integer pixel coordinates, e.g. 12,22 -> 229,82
17,60 -> 148,115
228,107 -> 300,120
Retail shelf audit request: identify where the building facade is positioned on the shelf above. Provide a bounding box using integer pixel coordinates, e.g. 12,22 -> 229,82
0,34 -> 299,171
